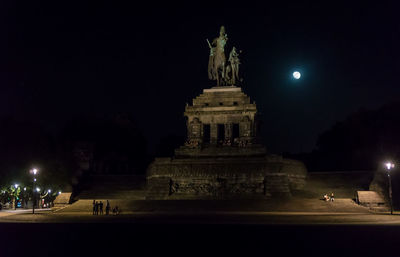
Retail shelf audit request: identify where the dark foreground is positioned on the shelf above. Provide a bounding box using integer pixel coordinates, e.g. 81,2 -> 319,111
2,204 -> 400,257
1,223 -> 400,257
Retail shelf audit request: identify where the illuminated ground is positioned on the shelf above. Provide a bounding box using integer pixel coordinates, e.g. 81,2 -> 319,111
2,201 -> 400,257
0,198 -> 398,224
3,211 -> 400,225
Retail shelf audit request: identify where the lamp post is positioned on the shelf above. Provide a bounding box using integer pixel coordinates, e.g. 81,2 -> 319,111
385,162 -> 395,215
31,168 -> 38,214
14,184 -> 19,210
23,187 -> 26,209
47,189 -> 51,208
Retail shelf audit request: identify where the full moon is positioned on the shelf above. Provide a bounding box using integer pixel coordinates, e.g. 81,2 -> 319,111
293,71 -> 301,79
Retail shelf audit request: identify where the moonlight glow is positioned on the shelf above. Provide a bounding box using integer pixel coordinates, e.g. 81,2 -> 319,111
293,71 -> 301,79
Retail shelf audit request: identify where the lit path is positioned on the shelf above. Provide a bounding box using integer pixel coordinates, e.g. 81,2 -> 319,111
0,198 -> 397,224
0,208 -> 52,217
1,209 -> 400,224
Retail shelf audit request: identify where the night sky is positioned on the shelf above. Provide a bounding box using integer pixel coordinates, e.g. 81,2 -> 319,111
1,1 -> 400,154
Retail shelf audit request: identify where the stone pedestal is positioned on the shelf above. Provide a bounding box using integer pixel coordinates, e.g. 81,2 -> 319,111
146,86 -> 308,199
146,155 -> 307,199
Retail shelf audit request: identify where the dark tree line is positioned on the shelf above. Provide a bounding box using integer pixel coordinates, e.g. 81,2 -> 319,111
289,101 -> 400,171
0,113 -> 150,190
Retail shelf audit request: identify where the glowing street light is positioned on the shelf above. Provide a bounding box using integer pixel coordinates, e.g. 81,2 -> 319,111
58,191 -> 62,195
386,162 -> 395,170
36,188 -> 40,192
48,189 -> 51,193
13,184 -> 19,210
31,168 -> 39,214
385,162 -> 395,215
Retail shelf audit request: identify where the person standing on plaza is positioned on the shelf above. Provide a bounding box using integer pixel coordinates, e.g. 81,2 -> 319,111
92,200 -> 96,215
95,201 -> 99,215
106,200 -> 110,215
99,201 -> 104,215
330,192 -> 334,202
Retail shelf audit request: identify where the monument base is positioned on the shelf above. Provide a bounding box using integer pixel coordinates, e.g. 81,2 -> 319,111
146,155 -> 307,200
146,85 -> 308,200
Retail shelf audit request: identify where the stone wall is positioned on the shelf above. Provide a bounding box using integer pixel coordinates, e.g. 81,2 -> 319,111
184,87 -> 258,147
146,156 -> 307,200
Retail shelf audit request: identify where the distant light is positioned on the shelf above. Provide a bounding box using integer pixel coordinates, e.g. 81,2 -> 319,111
34,178 -> 37,182
32,168 -> 38,175
58,191 -> 62,195
36,187 -> 40,192
14,184 -> 18,189
24,187 -> 26,191
48,189 -> 51,193
386,162 -> 395,170
293,71 -> 301,80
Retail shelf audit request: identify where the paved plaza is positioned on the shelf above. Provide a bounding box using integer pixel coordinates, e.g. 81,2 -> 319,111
1,198 -> 399,225
3,200 -> 400,257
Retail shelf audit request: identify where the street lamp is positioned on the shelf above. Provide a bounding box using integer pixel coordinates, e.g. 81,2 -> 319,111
30,168 -> 39,214
385,162 -> 395,215
13,184 -> 19,210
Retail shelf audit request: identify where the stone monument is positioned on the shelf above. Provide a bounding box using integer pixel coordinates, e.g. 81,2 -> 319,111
146,26 -> 307,199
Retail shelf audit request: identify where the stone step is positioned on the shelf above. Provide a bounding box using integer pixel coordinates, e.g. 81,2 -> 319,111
58,198 -> 372,213
77,190 -> 146,200
54,192 -> 72,205
146,177 -> 171,200
369,206 -> 390,212
75,175 -> 147,200
61,199 -> 129,213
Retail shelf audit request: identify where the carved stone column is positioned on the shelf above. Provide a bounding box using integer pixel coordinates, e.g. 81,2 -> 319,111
225,123 -> 232,140
188,118 -> 202,140
240,116 -> 252,137
210,123 -> 218,145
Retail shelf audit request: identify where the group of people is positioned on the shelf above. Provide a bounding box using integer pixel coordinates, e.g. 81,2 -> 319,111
323,193 -> 335,202
92,200 -> 120,216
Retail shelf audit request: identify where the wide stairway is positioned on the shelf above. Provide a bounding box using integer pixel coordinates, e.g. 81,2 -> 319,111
75,175 -> 146,200
58,198 -> 371,214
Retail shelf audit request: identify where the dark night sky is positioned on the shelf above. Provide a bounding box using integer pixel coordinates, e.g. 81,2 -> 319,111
1,1 -> 400,154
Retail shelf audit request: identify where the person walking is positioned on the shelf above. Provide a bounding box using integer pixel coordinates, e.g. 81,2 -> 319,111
330,192 -> 335,202
99,201 -> 104,215
106,200 -> 110,215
